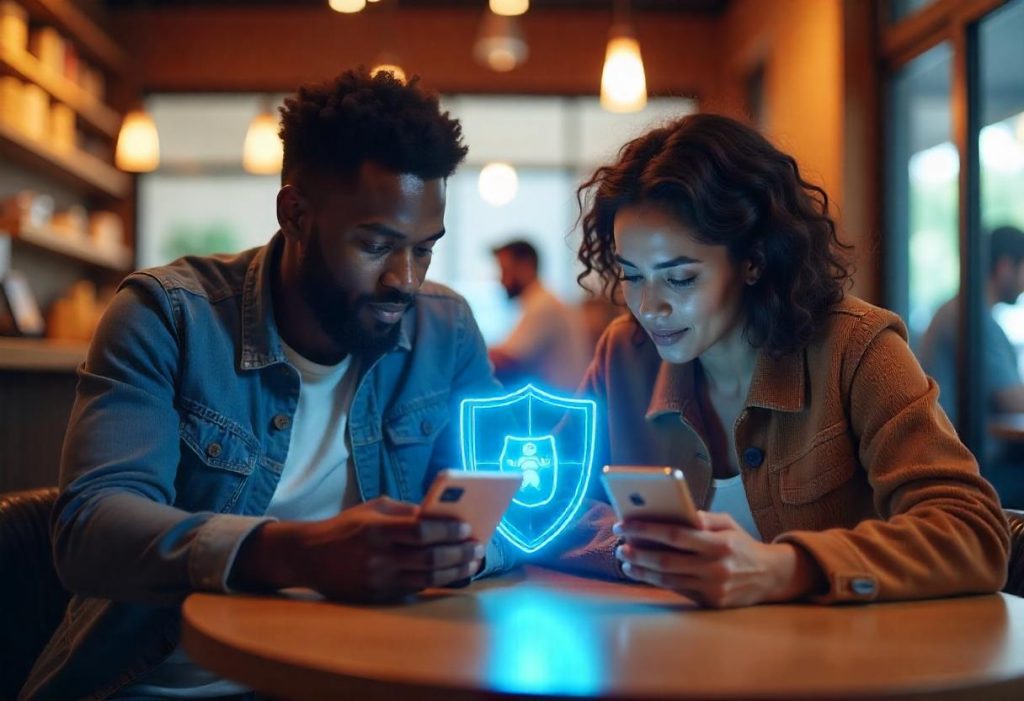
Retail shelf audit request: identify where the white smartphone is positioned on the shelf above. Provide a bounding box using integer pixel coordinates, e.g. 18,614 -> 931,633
420,469 -> 523,544
600,466 -> 700,528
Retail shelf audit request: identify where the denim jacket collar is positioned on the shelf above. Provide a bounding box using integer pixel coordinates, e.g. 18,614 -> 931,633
238,232 -> 411,372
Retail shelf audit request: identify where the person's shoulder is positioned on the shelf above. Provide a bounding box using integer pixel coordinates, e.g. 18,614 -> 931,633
416,280 -> 471,309
595,313 -> 649,357
126,245 -> 262,303
810,295 -> 910,373
826,295 -> 906,340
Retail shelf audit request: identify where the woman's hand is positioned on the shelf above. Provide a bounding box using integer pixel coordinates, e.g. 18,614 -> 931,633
614,511 -> 825,607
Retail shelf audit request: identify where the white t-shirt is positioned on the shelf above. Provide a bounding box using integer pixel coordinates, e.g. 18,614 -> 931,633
492,281 -> 592,393
124,341 -> 359,698
708,475 -> 762,541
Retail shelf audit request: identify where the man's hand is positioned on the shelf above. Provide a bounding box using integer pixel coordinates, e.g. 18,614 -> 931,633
614,511 -> 825,608
231,497 -> 484,602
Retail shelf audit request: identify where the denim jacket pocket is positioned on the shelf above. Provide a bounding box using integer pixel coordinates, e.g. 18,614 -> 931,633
177,401 -> 259,511
383,394 -> 451,498
778,422 -> 857,505
384,394 -> 450,446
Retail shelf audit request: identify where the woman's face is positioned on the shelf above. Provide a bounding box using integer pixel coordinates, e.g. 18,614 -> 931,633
613,202 -> 750,364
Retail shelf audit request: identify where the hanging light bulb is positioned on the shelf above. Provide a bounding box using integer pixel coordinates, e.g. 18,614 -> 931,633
600,24 -> 647,113
115,109 -> 159,173
371,59 -> 407,84
489,0 -> 528,16
243,104 -> 283,175
329,0 -> 365,13
478,163 -> 518,206
474,11 -> 528,72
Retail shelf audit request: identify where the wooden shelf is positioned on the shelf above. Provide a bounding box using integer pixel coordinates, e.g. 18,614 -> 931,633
4,227 -> 131,271
0,336 -> 86,371
0,46 -> 121,138
0,119 -> 129,198
18,0 -> 128,76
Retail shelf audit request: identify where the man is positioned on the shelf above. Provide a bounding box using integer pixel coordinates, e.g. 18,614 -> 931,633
21,70 -> 511,700
489,239 -> 591,393
919,225 -> 1024,417
918,225 -> 1024,505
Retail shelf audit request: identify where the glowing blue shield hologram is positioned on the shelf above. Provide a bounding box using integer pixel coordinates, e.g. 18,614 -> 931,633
460,384 -> 596,554
499,435 -> 558,508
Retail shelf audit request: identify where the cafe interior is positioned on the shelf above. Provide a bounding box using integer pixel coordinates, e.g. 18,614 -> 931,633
1,0 -> 1024,699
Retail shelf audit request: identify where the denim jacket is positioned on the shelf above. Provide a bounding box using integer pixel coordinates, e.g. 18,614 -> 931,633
20,233 -> 510,700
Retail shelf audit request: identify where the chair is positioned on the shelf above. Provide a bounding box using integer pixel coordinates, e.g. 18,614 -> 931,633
1006,509 -> 1024,597
0,487 -> 70,701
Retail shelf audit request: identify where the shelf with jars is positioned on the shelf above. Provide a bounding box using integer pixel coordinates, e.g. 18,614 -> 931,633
0,0 -> 135,384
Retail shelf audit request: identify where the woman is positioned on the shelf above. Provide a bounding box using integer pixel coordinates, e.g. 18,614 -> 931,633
576,113 -> 1009,606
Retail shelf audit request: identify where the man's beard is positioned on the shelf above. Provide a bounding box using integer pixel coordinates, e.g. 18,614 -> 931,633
504,280 -> 524,300
297,236 -> 415,359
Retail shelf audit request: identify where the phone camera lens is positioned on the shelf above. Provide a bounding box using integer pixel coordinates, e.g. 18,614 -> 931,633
629,493 -> 646,507
440,487 -> 465,503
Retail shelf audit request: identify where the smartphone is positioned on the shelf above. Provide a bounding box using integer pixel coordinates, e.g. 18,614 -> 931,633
420,469 -> 523,544
600,466 -> 700,528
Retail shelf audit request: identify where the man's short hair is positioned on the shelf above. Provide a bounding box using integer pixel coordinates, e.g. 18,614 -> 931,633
493,239 -> 540,271
278,68 -> 468,184
990,226 -> 1024,273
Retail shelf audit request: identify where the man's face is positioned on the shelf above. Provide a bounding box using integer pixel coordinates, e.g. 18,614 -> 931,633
295,162 -> 446,357
993,257 -> 1024,305
496,251 -> 528,299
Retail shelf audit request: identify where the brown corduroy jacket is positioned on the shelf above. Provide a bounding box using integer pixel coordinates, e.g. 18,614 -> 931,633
563,295 -> 1009,604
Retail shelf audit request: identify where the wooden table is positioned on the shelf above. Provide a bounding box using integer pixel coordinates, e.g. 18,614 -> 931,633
182,566 -> 1024,701
992,413 -> 1024,442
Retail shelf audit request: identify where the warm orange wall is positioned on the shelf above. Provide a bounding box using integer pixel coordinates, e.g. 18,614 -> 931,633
709,0 -> 879,301
711,0 -> 844,210
112,2 -> 879,301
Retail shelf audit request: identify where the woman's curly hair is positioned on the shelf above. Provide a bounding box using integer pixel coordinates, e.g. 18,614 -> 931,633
577,113 -> 853,357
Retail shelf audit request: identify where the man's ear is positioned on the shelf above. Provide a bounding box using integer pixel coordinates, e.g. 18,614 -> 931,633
277,184 -> 311,243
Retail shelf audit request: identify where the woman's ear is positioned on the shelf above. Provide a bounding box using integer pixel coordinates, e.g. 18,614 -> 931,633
276,184 -> 311,243
744,246 -> 764,286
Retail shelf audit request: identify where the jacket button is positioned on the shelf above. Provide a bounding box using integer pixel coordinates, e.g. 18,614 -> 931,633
850,578 -> 877,596
273,414 -> 291,430
206,442 -> 222,458
420,420 -> 433,436
743,447 -> 764,468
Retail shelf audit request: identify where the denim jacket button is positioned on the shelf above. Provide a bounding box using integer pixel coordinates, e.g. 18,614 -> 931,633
743,447 -> 765,468
273,414 -> 291,431
420,420 -> 433,436
206,442 -> 222,458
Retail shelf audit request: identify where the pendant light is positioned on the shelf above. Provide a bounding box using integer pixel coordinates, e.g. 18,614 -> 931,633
329,0 -> 366,13
243,98 -> 283,175
115,109 -> 160,173
474,10 -> 528,72
600,1 -> 647,113
489,0 -> 528,16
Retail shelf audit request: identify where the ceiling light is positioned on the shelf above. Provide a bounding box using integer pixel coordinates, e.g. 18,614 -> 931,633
329,0 -> 366,14
371,55 -> 407,83
600,26 -> 647,113
115,110 -> 160,173
474,12 -> 528,72
243,105 -> 283,175
478,163 -> 518,206
489,0 -> 529,17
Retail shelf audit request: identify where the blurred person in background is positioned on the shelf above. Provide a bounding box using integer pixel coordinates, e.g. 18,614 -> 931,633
489,238 -> 591,393
918,224 -> 1024,506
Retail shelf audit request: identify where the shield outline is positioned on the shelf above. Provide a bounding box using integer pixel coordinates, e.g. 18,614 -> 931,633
460,384 -> 596,554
